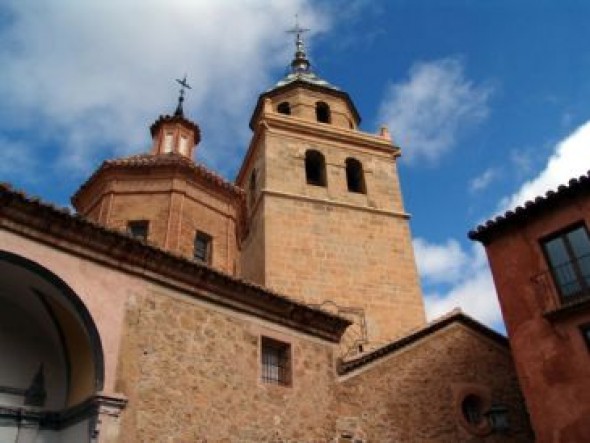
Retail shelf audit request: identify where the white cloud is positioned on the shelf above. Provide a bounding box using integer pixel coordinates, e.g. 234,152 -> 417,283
378,58 -> 492,164
419,120 -> 590,331
415,237 -> 503,329
469,167 -> 498,193
424,265 -> 501,328
413,238 -> 468,284
0,1 -> 325,177
497,120 -> 590,213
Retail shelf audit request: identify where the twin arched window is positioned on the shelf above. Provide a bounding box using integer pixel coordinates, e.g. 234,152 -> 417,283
305,151 -> 366,194
276,101 -> 331,124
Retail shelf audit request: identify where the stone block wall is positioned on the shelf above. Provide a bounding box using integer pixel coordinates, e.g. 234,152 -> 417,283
239,125 -> 425,346
115,289 -> 341,442
335,324 -> 533,442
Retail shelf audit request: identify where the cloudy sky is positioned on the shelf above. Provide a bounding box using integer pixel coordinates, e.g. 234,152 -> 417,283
1,1 -> 589,332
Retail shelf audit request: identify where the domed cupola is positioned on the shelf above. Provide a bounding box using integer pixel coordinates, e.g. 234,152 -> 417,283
249,22 -> 360,131
149,76 -> 201,159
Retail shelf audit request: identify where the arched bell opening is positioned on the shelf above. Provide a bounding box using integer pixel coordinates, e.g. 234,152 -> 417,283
0,251 -> 105,442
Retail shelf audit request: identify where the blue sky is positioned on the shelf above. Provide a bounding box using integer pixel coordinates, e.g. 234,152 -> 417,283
1,0 -> 589,331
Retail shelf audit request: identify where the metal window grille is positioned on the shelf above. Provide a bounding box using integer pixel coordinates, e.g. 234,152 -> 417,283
261,337 -> 290,385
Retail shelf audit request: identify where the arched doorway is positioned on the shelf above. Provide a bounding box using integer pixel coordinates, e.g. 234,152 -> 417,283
0,251 -> 105,442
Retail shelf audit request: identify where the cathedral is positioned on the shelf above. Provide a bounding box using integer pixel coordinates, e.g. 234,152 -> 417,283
0,29 -> 532,442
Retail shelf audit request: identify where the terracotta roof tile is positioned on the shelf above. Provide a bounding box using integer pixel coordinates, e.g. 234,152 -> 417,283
468,171 -> 590,244
72,153 -> 244,203
338,309 -> 507,375
0,182 -> 350,342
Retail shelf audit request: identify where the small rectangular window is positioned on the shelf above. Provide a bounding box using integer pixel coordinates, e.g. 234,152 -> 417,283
542,224 -> 590,303
194,231 -> 212,263
127,220 -> 149,241
261,337 -> 291,386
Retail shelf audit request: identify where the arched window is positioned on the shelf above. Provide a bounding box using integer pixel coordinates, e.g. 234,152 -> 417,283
315,102 -> 331,123
305,150 -> 327,187
277,102 -> 291,115
345,158 -> 366,194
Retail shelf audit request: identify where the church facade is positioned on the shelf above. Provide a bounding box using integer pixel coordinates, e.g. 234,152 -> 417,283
0,32 -> 532,442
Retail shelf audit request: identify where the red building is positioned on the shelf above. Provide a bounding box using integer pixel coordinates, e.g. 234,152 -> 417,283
470,172 -> 590,443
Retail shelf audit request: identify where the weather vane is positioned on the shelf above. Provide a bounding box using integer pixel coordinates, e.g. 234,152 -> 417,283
174,74 -> 191,117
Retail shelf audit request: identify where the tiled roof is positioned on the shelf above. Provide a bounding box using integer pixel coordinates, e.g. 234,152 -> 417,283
149,114 -> 200,140
72,153 -> 244,204
338,309 -> 507,375
469,171 -> 590,244
0,183 -> 350,342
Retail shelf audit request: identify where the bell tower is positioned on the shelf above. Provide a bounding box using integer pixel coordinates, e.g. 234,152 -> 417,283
236,26 -> 426,349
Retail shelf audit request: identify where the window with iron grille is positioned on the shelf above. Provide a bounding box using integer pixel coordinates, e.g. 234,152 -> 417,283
261,337 -> 291,386
194,231 -> 212,263
127,220 -> 149,241
542,224 -> 590,303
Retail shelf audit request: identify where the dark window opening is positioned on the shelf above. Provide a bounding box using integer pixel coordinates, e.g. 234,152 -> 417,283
346,158 -> 366,194
580,324 -> 590,351
194,231 -> 213,264
249,169 -> 257,210
261,337 -> 291,386
462,395 -> 483,425
542,225 -> 590,303
277,102 -> 291,115
305,150 -> 327,187
315,101 -> 331,123
127,220 -> 149,241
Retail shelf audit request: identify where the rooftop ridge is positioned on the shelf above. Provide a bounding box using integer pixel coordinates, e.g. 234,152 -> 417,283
469,170 -> 590,243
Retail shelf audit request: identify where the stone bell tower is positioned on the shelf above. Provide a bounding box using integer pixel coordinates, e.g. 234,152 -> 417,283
236,26 -> 426,349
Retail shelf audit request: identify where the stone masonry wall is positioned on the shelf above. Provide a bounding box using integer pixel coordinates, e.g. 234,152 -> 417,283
115,288 -> 340,442
335,324 -> 533,442
247,127 -> 425,346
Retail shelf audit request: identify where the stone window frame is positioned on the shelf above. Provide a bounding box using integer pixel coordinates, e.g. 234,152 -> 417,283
127,220 -> 149,241
193,230 -> 213,264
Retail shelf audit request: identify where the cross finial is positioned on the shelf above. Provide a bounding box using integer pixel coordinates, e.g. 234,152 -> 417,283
174,74 -> 191,117
286,14 -> 310,41
286,15 -> 311,73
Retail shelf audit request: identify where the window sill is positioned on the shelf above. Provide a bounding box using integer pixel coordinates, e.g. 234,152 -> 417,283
544,295 -> 590,321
